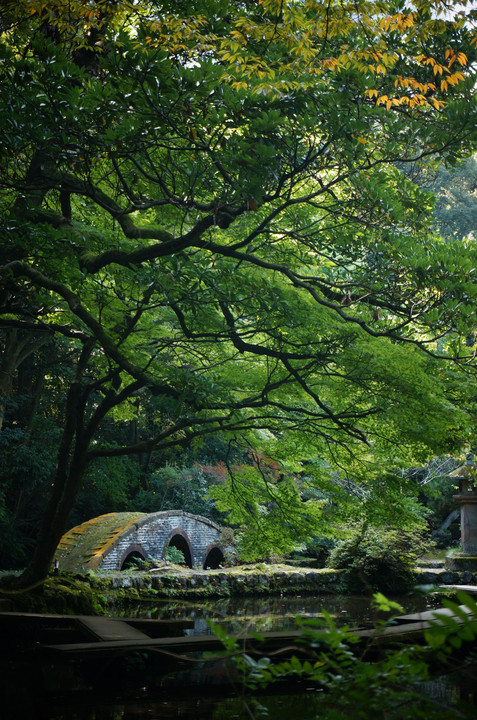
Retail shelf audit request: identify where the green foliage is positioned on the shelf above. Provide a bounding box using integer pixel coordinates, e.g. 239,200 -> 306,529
424,591 -> 477,659
372,592 -> 404,615
328,527 -> 431,593
215,592 -> 477,720
414,462 -> 461,547
417,154 -> 477,241
163,545 -> 186,565
209,462 -> 327,561
0,573 -> 108,615
0,418 -> 59,569
120,553 -> 147,571
133,463 -> 221,519
288,536 -> 337,567
72,456 -> 142,525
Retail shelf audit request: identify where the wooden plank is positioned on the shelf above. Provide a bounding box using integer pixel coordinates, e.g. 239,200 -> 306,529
43,611 -> 477,656
0,611 -> 194,647
438,584 -> 477,594
40,621 -> 441,655
0,611 -> 190,626
6,604 -> 477,659
356,621 -> 431,637
77,616 -> 151,641
396,605 -> 473,624
42,629 -> 305,656
0,611 -> 84,621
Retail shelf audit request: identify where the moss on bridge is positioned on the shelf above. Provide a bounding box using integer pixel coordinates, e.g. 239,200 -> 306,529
55,512 -> 146,572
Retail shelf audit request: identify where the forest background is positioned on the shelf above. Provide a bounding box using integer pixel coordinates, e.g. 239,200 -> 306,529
0,0 -> 476,588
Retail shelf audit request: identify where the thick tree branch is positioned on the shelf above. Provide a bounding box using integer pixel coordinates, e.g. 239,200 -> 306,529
2,260 -> 180,400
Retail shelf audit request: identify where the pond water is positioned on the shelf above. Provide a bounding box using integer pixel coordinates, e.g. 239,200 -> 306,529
30,677 -> 474,720
9,591 -> 465,720
114,591 -> 441,634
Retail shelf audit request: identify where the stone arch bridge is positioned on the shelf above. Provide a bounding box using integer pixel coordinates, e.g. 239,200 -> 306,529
55,511 -> 226,572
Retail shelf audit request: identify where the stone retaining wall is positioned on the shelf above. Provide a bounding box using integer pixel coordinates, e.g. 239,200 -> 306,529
80,566 -> 477,601
415,567 -> 477,585
86,567 -> 343,599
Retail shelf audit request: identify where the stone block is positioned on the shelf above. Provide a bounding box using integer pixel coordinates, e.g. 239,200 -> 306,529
306,572 -> 321,585
438,570 -> 458,584
445,554 -> 477,572
458,571 -> 473,584
415,570 -> 438,584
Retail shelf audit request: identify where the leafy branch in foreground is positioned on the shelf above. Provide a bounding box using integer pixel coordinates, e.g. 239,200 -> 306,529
216,591 -> 477,720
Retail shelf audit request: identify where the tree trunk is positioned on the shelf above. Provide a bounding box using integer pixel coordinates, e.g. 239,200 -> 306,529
13,344 -> 94,589
0,329 -> 48,430
16,352 -> 45,433
17,459 -> 88,588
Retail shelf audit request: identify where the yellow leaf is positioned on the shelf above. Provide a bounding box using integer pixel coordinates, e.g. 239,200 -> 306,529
430,97 -> 445,110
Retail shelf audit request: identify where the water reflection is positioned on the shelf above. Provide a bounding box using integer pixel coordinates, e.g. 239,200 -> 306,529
114,593 -> 440,635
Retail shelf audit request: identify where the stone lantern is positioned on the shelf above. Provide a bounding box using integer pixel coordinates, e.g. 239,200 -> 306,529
445,453 -> 477,571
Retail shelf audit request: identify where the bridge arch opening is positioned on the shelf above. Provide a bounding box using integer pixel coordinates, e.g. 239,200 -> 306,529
120,548 -> 147,570
164,529 -> 193,568
203,546 -> 225,570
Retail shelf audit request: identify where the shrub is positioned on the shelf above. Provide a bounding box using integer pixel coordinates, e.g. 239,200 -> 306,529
164,545 -> 186,565
328,527 -> 430,593
288,537 -> 337,567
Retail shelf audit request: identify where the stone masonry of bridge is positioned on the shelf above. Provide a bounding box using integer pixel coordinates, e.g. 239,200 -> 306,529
55,510 -> 225,572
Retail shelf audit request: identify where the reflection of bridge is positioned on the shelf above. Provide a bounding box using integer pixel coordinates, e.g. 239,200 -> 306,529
55,511 -> 225,572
